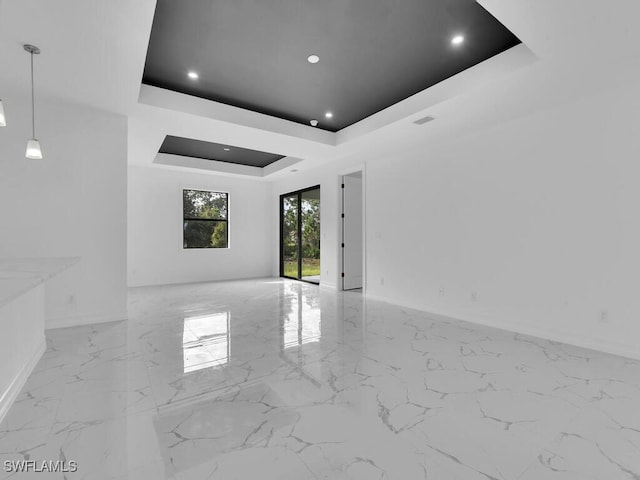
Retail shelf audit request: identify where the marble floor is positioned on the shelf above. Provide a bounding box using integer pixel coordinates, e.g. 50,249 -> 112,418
1,278 -> 640,479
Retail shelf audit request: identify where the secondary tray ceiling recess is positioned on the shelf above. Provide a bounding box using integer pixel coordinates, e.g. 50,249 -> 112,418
158,136 -> 285,168
143,0 -> 521,132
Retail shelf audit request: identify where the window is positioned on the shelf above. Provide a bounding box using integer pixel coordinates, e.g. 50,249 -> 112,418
183,189 -> 228,248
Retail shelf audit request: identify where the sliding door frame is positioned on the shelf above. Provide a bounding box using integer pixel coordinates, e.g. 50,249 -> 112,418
280,185 -> 321,284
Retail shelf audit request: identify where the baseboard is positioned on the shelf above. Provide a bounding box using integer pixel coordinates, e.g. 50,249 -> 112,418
0,337 -> 46,424
448,312 -> 640,361
365,294 -> 640,361
46,311 -> 128,330
127,274 -> 273,289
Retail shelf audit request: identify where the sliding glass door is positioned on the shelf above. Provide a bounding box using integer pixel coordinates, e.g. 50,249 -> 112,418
280,186 -> 320,284
282,193 -> 300,279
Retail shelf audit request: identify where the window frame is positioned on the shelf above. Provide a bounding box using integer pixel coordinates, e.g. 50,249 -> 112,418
182,188 -> 230,249
279,185 -> 320,283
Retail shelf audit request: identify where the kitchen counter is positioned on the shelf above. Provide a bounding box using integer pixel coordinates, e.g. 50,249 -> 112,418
0,257 -> 80,308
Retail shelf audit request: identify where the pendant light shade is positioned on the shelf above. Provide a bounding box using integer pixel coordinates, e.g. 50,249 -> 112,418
26,139 -> 43,159
0,99 -> 6,127
24,44 -> 42,159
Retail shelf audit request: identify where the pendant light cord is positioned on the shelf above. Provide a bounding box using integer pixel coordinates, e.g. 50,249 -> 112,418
30,51 -> 35,139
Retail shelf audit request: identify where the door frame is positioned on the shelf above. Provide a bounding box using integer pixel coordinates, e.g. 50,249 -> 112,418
339,165 -> 366,292
279,185 -> 321,284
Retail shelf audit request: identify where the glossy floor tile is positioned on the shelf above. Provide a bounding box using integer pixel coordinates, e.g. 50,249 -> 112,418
1,278 -> 640,479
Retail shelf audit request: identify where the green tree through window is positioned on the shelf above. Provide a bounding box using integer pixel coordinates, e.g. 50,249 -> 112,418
183,189 -> 228,248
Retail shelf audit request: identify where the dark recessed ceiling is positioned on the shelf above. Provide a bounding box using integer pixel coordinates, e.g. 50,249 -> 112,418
143,0 -> 520,132
158,136 -> 285,168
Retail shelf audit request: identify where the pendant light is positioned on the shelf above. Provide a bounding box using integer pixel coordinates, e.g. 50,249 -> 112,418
24,44 -> 43,159
0,99 -> 6,127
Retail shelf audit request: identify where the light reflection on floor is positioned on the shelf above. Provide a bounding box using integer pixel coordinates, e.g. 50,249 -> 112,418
1,278 -> 639,479
183,312 -> 230,374
282,283 -> 321,350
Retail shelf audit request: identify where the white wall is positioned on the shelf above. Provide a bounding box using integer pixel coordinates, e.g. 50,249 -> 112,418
0,97 -> 128,328
271,80 -> 640,359
363,80 -> 640,358
128,166 -> 273,287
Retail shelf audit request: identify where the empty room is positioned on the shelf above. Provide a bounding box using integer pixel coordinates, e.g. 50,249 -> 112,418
1,0 -> 639,478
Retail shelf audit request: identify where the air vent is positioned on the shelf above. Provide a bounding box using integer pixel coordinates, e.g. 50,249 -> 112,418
413,115 -> 435,125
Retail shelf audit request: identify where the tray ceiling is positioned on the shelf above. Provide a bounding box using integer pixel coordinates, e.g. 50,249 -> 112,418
143,0 -> 520,132
158,135 -> 286,168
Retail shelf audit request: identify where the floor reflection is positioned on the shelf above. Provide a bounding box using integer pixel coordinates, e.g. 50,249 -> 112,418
153,382 -> 308,479
280,283 -> 323,385
183,312 -> 230,374
282,283 -> 321,349
10,279 -> 639,479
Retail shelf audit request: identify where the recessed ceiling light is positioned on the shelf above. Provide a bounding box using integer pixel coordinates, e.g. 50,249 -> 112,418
187,71 -> 199,79
291,169 -> 298,172
223,147 -> 230,151
307,55 -> 320,64
310,119 -> 318,127
325,112 -> 333,119
451,35 -> 465,46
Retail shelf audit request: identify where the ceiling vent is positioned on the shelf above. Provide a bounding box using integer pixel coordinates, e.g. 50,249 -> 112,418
413,115 -> 435,125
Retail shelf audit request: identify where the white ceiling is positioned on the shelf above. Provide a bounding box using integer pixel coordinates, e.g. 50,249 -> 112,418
1,0 -> 638,180
0,0 -> 155,114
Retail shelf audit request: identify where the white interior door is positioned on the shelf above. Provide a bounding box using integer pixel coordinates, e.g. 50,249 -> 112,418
342,172 -> 363,290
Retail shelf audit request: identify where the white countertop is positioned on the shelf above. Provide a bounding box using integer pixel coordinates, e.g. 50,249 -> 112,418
0,257 -> 80,307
